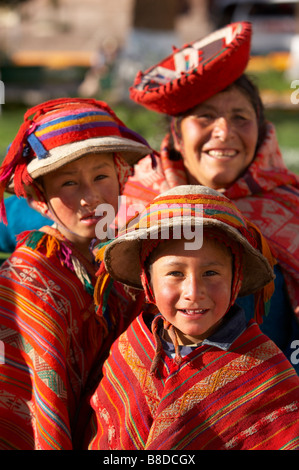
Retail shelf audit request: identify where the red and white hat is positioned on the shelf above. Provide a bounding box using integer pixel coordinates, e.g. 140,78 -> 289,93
130,22 -> 252,116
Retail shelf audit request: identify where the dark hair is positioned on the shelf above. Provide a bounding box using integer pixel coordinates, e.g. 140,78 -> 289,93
168,73 -> 267,161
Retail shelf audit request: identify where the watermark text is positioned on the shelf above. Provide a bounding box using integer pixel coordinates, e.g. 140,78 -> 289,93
95,197 -> 203,250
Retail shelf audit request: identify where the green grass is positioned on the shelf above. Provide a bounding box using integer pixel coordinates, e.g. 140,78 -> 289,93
0,74 -> 298,174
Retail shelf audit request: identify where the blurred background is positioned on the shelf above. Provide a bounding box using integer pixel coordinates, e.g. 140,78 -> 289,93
0,0 -> 298,173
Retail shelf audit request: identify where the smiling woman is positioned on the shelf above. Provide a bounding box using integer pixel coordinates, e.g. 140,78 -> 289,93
0,97 -> 152,450
175,86 -> 259,189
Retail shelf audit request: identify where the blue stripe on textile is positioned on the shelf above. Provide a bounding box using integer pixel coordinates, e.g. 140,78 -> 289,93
36,110 -> 111,131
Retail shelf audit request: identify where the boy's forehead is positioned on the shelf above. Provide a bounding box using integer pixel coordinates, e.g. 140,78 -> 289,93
58,152 -> 114,171
148,235 -> 232,263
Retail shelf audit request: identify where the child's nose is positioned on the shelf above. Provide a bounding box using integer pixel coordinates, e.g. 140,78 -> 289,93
182,276 -> 205,301
80,186 -> 100,206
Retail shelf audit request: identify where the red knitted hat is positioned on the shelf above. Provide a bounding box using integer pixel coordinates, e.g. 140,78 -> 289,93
129,22 -> 252,116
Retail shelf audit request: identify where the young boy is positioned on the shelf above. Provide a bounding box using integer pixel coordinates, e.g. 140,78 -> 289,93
88,185 -> 299,450
0,97 -> 152,449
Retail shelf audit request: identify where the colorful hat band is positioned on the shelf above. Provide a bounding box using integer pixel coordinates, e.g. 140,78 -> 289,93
122,193 -> 256,248
26,108 -> 148,160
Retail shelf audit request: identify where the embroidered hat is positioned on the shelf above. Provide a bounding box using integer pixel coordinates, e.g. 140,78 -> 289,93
0,98 -> 153,221
129,22 -> 252,116
103,186 -> 275,301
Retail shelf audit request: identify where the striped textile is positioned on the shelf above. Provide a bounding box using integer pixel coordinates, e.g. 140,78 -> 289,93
88,312 -> 299,450
123,191 -> 254,243
30,105 -> 132,157
0,228 -> 138,450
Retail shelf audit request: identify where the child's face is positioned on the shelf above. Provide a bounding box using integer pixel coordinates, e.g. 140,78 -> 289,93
150,236 -> 233,345
42,152 -> 119,246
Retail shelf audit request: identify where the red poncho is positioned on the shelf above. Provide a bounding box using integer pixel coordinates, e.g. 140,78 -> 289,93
0,227 -> 141,449
88,311 -> 299,450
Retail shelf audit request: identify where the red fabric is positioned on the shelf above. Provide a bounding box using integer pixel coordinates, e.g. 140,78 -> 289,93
130,22 -> 251,115
88,312 -> 299,450
0,229 -> 139,449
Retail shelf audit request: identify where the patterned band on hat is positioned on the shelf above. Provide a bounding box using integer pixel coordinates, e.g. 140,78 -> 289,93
123,192 -> 257,249
27,105 -> 147,160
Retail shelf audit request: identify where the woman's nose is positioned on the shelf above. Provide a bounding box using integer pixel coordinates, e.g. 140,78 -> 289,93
212,117 -> 231,142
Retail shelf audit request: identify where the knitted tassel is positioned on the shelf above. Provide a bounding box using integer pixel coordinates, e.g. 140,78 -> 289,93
94,239 -> 115,310
94,263 -> 113,310
150,315 -> 183,376
0,199 -> 7,225
247,220 -> 276,323
150,315 -> 164,376
0,120 -> 32,222
164,321 -> 182,366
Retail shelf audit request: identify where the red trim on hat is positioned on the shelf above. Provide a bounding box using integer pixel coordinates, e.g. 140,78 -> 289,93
130,22 -> 252,116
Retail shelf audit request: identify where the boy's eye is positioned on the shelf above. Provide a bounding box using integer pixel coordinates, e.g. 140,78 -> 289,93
203,270 -> 218,277
95,174 -> 108,181
62,180 -> 76,187
167,271 -> 183,277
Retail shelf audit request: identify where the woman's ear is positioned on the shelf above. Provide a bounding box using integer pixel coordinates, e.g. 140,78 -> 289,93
170,117 -> 183,154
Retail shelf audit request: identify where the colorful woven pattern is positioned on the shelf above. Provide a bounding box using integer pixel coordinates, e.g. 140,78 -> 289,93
0,228 -> 138,449
88,313 -> 299,450
124,192 -> 250,236
29,103 -> 146,158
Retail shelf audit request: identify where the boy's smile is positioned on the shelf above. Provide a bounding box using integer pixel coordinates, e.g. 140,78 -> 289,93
149,236 -> 233,345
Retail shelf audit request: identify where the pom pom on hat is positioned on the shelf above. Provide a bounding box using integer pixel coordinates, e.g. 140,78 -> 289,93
130,22 -> 252,116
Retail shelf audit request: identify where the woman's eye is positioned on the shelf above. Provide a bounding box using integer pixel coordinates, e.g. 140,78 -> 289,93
197,113 -> 214,121
234,114 -> 248,122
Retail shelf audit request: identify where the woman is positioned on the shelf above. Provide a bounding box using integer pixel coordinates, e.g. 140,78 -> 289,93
0,97 -> 152,449
124,22 -> 299,371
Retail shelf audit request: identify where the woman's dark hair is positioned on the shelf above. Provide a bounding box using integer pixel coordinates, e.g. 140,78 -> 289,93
168,73 -> 267,161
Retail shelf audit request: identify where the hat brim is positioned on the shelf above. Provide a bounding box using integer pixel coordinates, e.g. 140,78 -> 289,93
130,22 -> 252,116
104,217 -> 275,297
26,136 -> 151,179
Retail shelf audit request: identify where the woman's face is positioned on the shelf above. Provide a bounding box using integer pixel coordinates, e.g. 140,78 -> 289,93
175,87 -> 259,190
41,152 -> 119,253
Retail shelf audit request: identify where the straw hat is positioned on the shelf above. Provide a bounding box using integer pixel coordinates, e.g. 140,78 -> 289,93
103,185 -> 275,297
130,22 -> 252,116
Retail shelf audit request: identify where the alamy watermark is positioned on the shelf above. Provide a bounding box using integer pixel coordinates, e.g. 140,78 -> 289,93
290,80 -> 299,104
0,80 -> 4,105
95,196 -> 203,250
